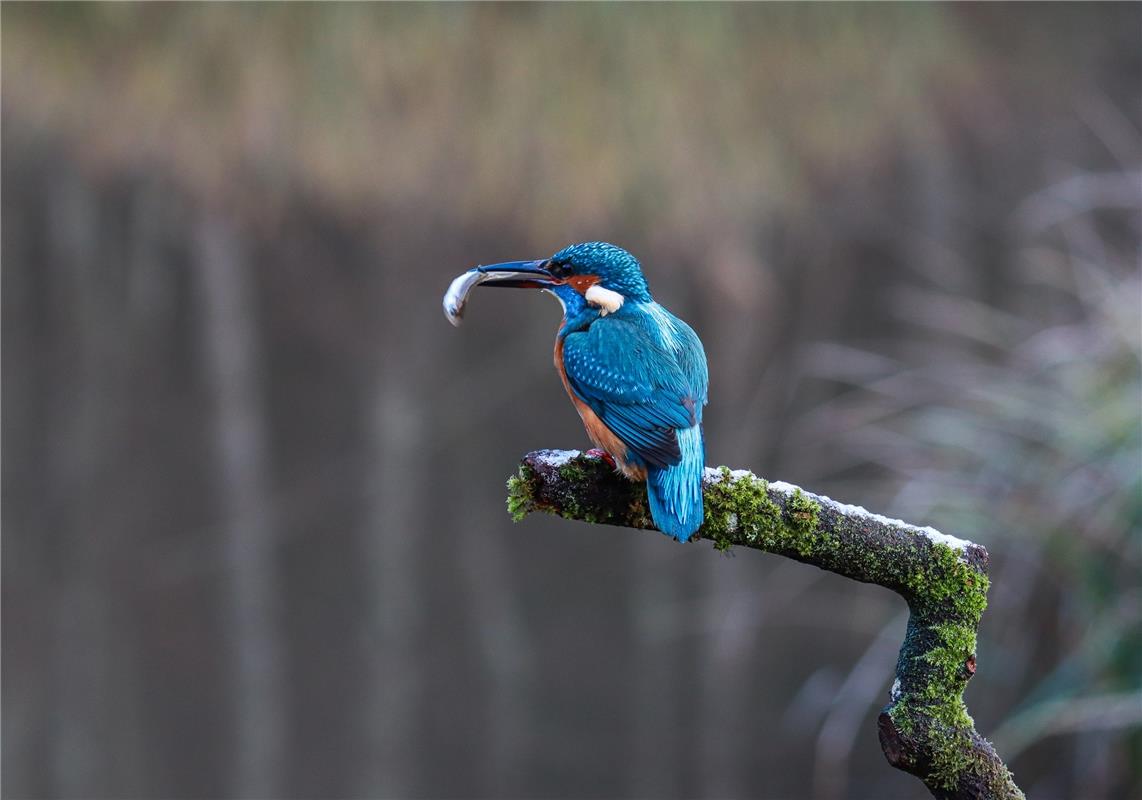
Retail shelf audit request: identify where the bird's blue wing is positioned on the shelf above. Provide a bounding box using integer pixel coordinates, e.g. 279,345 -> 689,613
561,314 -> 705,468
664,313 -> 709,410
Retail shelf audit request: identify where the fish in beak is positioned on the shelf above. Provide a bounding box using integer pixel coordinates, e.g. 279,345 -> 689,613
442,260 -> 557,326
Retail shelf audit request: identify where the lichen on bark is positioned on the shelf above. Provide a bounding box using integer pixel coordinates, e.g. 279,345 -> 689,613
507,449 -> 1025,800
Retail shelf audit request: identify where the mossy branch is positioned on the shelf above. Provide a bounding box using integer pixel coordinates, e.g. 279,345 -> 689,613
507,449 -> 1025,800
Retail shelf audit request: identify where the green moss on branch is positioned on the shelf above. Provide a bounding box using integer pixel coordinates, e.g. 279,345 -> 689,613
507,449 -> 1024,800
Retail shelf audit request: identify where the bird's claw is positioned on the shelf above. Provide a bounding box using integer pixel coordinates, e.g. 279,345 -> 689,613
585,448 -> 617,470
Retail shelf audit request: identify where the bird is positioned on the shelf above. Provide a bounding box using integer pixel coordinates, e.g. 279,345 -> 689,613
447,242 -> 708,541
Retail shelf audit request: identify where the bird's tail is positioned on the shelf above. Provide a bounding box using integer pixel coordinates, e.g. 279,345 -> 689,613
646,424 -> 705,542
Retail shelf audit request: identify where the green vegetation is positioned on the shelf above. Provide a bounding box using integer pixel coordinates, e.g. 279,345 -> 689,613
508,451 -> 1024,796
699,469 -> 824,555
506,465 -> 534,523
818,184 -> 1141,774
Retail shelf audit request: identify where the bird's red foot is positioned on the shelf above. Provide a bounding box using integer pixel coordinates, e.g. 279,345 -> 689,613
586,448 -> 617,469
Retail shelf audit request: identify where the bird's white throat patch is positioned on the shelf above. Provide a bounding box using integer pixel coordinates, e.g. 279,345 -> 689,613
584,284 -> 624,316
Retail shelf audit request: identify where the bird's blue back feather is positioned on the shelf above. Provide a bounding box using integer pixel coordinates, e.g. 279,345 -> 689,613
560,301 -> 708,540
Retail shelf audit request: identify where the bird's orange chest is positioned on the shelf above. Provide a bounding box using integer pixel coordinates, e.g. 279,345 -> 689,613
553,336 -> 646,481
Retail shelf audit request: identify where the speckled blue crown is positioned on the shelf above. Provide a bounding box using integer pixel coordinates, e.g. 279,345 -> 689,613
551,242 -> 652,302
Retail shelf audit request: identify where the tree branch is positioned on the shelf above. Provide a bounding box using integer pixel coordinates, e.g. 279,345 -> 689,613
507,449 -> 1025,800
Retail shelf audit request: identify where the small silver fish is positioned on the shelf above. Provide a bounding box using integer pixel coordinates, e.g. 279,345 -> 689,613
442,269 -> 488,327
443,260 -> 555,326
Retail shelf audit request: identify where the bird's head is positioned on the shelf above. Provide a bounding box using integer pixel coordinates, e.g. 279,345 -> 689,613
545,242 -> 652,304
443,242 -> 651,326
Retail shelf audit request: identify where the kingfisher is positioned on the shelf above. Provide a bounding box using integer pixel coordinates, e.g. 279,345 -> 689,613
444,242 -> 708,541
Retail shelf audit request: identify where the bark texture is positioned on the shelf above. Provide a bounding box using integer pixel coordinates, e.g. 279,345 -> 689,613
507,449 -> 1025,800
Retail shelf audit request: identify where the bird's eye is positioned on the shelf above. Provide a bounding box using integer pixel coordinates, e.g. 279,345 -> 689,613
548,261 -> 573,279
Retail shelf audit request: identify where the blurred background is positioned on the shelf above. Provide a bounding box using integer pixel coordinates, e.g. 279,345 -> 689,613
3,4 -> 1140,799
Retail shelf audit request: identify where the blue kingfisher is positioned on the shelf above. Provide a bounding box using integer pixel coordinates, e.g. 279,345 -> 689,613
444,242 -> 709,541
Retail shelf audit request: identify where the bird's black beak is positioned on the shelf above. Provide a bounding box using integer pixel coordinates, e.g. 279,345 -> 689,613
442,259 -> 558,326
471,259 -> 557,289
